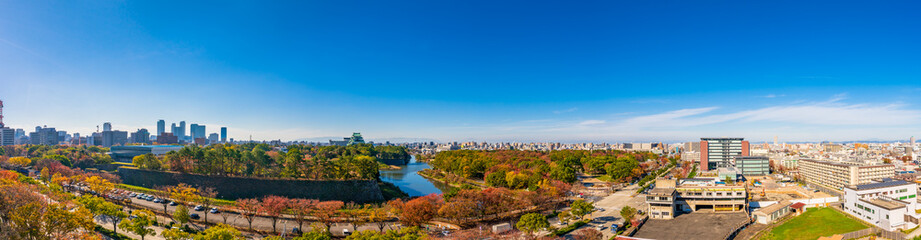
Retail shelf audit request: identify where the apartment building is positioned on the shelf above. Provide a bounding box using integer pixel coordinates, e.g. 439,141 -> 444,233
735,156 -> 770,176
843,179 -> 920,231
799,159 -> 894,190
647,178 -> 747,220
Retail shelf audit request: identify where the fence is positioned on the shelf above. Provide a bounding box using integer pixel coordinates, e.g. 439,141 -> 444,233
838,227 -> 907,240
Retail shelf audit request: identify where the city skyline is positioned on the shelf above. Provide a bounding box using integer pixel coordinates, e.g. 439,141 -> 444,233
2,1 -> 921,142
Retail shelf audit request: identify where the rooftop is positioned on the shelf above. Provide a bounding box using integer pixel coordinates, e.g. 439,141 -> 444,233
848,179 -> 913,191
649,188 -> 676,196
862,197 -> 906,210
754,200 -> 791,215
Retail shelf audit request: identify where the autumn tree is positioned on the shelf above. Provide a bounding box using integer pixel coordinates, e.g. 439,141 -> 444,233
367,205 -> 393,232
236,198 -> 261,231
573,228 -> 603,240
400,194 -> 443,227
9,156 -> 31,167
288,198 -> 319,232
120,209 -> 157,240
261,195 -> 289,233
153,186 -> 172,215
79,195 -> 128,233
197,187 -> 218,223
315,200 -> 345,232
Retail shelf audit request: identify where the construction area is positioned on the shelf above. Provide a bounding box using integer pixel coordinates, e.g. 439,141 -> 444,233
745,175 -> 833,203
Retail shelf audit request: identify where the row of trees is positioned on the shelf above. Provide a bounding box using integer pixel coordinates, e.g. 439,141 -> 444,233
431,150 -> 668,190
0,145 -> 113,169
131,143 -> 408,180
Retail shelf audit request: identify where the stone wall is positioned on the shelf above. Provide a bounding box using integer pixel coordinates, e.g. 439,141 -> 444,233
117,167 -> 385,203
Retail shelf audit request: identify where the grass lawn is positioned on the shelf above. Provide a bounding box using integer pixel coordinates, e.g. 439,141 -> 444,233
761,207 -> 868,240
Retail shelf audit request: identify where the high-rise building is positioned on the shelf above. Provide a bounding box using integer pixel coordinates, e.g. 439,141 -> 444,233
0,127 -> 14,146
103,122 -> 112,132
208,133 -> 219,144
190,124 -> 206,140
171,123 -> 178,135
102,130 -> 128,147
700,137 -> 750,171
912,136 -> 916,147
179,121 -> 186,139
220,127 -> 227,142
157,120 -> 166,136
29,126 -> 59,145
131,129 -> 151,144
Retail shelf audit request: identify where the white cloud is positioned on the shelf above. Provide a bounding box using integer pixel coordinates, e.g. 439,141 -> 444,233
553,108 -> 578,114
579,120 -> 606,126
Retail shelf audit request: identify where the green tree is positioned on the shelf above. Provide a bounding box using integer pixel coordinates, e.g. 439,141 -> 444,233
132,153 -> 161,170
174,205 -> 191,227
79,195 -> 128,234
516,213 -> 550,237
620,206 -> 637,223
120,209 -> 157,240
570,199 -> 595,220
193,223 -> 245,240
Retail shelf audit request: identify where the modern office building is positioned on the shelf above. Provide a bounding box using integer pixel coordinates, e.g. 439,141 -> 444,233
220,127 -> 227,142
110,145 -> 184,163
157,120 -> 165,136
646,177 -> 748,220
190,124 -> 206,140
800,159 -> 895,191
157,132 -> 178,144
208,133 -> 219,143
29,126 -> 59,145
130,129 -> 151,144
700,137 -> 750,171
179,121 -> 186,140
101,130 -> 128,147
103,122 -> 112,132
735,156 -> 770,176
0,127 -> 14,146
843,179 -> 920,231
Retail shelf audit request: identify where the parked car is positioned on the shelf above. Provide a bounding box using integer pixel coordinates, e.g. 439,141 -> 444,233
343,229 -> 351,236
169,201 -> 178,206
194,205 -> 204,211
190,213 -> 200,219
210,208 -> 220,214
153,199 -> 162,203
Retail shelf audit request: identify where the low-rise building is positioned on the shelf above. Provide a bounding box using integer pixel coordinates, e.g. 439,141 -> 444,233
800,159 -> 894,191
646,178 -> 747,219
736,156 -> 770,176
842,179 -> 920,231
109,145 -> 184,163
752,200 -> 792,224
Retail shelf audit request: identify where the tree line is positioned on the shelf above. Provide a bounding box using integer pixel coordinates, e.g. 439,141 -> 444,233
430,149 -> 669,190
132,143 -> 411,180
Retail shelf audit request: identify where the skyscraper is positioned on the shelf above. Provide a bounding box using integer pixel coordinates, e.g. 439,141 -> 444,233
103,122 -> 112,131
220,127 -> 227,142
157,120 -> 165,136
190,124 -> 206,140
179,121 -> 186,139
700,137 -> 750,171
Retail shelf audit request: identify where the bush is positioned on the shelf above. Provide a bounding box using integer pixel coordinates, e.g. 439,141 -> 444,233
94,225 -> 132,240
550,220 -> 587,236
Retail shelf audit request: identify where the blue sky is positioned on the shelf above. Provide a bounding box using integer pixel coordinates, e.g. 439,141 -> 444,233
1,1 -> 920,143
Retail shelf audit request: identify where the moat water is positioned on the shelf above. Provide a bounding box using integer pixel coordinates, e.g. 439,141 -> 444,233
379,156 -> 453,196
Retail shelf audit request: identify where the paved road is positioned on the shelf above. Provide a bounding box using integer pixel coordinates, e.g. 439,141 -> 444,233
580,184 -> 647,239
128,197 -> 396,237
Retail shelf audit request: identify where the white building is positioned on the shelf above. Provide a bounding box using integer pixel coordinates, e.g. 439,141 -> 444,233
843,179 -> 920,231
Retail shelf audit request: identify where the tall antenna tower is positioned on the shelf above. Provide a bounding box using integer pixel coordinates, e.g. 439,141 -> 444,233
0,99 -> 5,128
